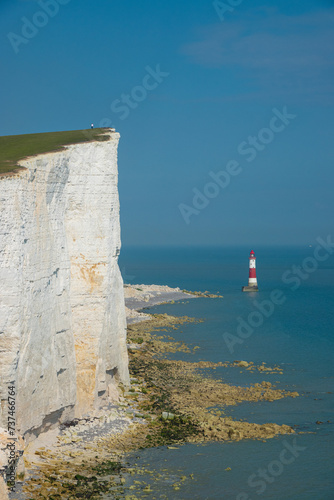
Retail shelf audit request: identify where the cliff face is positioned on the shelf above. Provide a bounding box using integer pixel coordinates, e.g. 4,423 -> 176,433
0,131 -> 129,441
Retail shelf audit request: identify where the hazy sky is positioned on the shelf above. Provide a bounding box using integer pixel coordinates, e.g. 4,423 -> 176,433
1,0 -> 333,247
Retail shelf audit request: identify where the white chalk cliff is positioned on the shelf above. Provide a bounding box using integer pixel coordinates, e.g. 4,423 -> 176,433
0,131 -> 129,442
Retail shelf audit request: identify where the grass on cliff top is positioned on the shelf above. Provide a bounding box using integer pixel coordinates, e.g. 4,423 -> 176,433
0,128 -> 111,174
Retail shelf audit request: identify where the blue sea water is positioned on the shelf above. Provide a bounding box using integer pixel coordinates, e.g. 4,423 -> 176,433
119,246 -> 334,500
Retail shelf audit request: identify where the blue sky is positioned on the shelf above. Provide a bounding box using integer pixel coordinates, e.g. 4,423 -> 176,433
1,0 -> 333,247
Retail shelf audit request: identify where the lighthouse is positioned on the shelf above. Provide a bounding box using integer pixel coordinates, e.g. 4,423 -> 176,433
242,250 -> 259,292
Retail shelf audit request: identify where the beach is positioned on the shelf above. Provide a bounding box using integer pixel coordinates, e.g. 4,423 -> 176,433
13,282 -> 301,499
9,285 -> 197,499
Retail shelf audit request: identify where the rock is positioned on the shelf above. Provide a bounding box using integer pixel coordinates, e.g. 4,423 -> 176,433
162,412 -> 175,420
237,361 -> 249,368
0,133 -> 130,438
0,450 -> 8,469
261,381 -> 272,388
0,476 -> 9,500
127,343 -> 142,350
71,436 -> 82,443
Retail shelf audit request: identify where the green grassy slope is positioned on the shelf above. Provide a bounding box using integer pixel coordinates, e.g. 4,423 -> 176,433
0,128 -> 111,174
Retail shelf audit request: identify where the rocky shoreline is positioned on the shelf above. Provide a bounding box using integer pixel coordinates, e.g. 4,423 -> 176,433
124,283 -> 196,324
6,284 -> 299,499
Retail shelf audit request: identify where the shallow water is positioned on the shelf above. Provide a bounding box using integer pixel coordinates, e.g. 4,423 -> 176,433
119,246 -> 334,499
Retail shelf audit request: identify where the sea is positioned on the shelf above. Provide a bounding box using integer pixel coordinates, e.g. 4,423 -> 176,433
118,245 -> 334,500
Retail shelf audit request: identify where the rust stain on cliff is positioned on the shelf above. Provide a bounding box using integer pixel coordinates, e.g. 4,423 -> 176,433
79,262 -> 106,293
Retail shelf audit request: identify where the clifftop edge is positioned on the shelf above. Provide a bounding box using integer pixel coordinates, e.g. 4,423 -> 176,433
0,128 -> 115,176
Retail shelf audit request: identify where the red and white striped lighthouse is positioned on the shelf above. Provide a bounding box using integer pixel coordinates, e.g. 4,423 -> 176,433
242,250 -> 259,292
248,250 -> 257,287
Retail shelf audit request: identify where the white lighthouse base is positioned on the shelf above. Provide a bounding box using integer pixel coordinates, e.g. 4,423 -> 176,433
242,285 -> 259,292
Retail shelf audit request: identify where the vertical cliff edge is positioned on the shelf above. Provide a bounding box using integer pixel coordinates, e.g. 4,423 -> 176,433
0,129 -> 129,443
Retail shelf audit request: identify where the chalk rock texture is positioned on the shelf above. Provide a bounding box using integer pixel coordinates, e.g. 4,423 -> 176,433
0,476 -> 9,500
0,131 -> 129,441
0,427 -> 24,493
